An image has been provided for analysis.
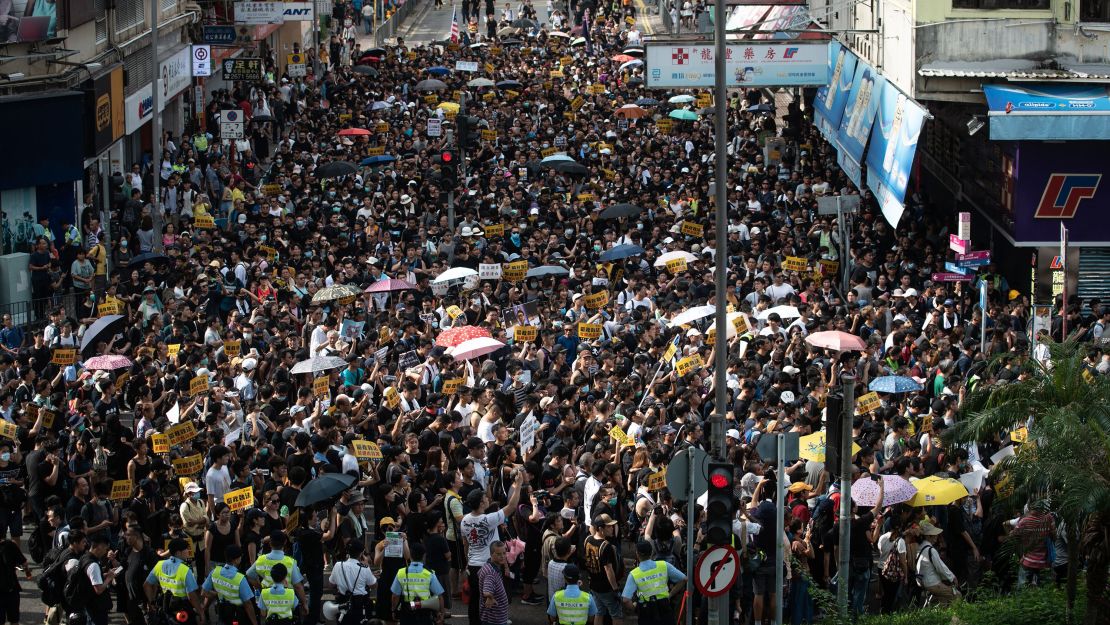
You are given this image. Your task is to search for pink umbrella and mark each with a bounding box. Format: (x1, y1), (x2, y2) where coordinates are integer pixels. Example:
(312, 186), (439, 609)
(365, 278), (414, 293)
(805, 330), (867, 352)
(450, 336), (505, 361)
(850, 474), (918, 507)
(436, 325), (492, 348)
(84, 354), (133, 371)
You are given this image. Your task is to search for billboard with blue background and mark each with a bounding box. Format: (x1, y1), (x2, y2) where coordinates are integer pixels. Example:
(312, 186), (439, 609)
(812, 40), (857, 148)
(865, 80), (927, 227)
(837, 59), (886, 188)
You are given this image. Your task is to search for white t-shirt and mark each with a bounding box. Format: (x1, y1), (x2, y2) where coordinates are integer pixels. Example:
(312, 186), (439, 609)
(329, 560), (377, 596)
(877, 531), (906, 562)
(205, 465), (232, 500)
(460, 510), (506, 567)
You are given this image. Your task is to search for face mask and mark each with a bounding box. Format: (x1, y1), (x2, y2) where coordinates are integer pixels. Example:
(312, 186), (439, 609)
(296, 220), (306, 228)
(193, 492), (203, 501)
(259, 235), (267, 242)
(328, 191), (336, 198)
(593, 245), (602, 253)
(0, 453), (9, 462)
(608, 497), (618, 506)
(121, 240), (128, 247)
(243, 333), (253, 340)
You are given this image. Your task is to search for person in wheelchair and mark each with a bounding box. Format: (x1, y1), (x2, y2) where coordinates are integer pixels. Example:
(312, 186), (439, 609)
(258, 563), (299, 625)
(202, 545), (259, 625)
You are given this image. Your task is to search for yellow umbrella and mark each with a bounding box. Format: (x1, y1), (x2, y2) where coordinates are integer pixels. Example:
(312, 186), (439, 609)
(437, 102), (460, 112)
(798, 432), (861, 463)
(906, 475), (969, 507)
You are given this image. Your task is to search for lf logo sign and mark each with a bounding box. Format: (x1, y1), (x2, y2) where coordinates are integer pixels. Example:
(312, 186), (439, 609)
(1035, 174), (1101, 218)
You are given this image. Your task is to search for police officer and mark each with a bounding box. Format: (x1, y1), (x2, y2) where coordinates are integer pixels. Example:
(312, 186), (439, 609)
(258, 564), (298, 624)
(202, 545), (259, 625)
(143, 538), (207, 625)
(247, 532), (308, 618)
(620, 541), (686, 625)
(330, 542), (377, 625)
(390, 543), (445, 625)
(547, 565), (599, 625)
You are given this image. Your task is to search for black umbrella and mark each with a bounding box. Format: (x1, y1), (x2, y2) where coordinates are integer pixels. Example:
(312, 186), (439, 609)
(623, 46), (645, 57)
(352, 65), (379, 77)
(415, 78), (448, 91)
(128, 252), (169, 268)
(627, 77), (644, 86)
(496, 79), (523, 89)
(553, 161), (588, 175)
(599, 203), (644, 219)
(511, 18), (536, 28)
(294, 472), (357, 508)
(316, 161), (358, 178)
(80, 314), (126, 359)
(250, 114), (274, 123)
(500, 38), (524, 46)
(363, 47), (387, 57)
(636, 97), (660, 106)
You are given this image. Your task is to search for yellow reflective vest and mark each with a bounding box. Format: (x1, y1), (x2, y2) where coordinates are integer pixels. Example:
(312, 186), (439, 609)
(629, 561), (669, 601)
(154, 559), (190, 598)
(553, 589), (591, 625)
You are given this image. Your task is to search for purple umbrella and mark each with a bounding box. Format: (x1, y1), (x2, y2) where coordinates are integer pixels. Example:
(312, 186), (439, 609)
(850, 474), (917, 507)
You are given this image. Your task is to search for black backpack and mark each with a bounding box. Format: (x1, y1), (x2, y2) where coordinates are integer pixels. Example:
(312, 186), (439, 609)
(63, 554), (97, 609)
(28, 520), (48, 563)
(37, 546), (71, 607)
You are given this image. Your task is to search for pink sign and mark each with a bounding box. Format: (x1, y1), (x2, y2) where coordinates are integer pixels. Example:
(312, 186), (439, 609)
(949, 234), (968, 254)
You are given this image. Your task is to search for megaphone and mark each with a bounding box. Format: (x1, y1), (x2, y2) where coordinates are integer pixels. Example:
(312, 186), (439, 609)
(408, 596), (441, 612)
(322, 602), (342, 624)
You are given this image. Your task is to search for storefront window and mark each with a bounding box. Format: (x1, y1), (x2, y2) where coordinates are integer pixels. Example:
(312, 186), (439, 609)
(1081, 0), (1110, 21)
(953, 0), (1050, 9)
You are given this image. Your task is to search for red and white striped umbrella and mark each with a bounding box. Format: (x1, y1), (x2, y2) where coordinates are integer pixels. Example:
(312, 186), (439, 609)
(435, 325), (491, 348)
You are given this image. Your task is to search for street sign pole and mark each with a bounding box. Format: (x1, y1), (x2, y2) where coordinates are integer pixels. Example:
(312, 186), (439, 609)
(837, 373), (856, 616)
(838, 199), (851, 297)
(711, 0), (728, 467)
(1061, 223), (1069, 339)
(775, 433), (785, 625)
(685, 445), (695, 625)
(980, 280), (988, 348)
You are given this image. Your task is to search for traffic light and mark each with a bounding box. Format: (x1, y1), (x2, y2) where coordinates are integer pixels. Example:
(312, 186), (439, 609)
(705, 462), (735, 545)
(824, 388), (844, 474)
(456, 115), (481, 151)
(433, 150), (457, 189)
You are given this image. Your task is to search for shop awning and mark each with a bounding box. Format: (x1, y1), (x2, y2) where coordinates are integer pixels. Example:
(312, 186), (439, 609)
(984, 83), (1110, 140)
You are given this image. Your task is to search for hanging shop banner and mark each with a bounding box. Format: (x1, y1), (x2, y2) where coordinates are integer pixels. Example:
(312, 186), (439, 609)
(865, 80), (927, 228)
(644, 42), (829, 89)
(124, 46), (193, 134)
(812, 40), (858, 147)
(836, 59), (886, 188)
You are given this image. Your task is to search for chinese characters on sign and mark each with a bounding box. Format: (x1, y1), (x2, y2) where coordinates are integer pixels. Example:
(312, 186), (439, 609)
(646, 42), (829, 89)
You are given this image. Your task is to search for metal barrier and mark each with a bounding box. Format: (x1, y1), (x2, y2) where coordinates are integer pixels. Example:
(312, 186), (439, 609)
(373, 0), (419, 47)
(658, 0), (674, 34)
(0, 292), (79, 333)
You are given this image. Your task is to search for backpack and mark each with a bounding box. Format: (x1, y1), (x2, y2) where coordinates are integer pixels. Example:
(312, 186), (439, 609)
(879, 543), (904, 583)
(63, 554), (96, 609)
(29, 520), (48, 563)
(37, 547), (71, 607)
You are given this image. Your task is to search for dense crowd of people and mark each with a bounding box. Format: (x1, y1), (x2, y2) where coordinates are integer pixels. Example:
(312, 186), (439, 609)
(0, 1), (1087, 625)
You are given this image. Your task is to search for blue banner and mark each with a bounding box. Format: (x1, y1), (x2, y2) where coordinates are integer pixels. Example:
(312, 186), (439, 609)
(812, 41), (857, 146)
(983, 84), (1110, 140)
(865, 80), (927, 227)
(837, 59), (885, 167)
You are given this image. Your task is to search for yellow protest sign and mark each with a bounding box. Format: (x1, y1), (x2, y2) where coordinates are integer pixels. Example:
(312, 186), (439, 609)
(351, 439), (384, 460)
(782, 256), (808, 272)
(223, 340), (241, 358)
(560, 55), (574, 66)
(375, 122), (390, 133)
(423, 94), (439, 105)
(1010, 427), (1029, 443)
(624, 15), (636, 25)
(647, 469), (667, 491)
(513, 325), (538, 342)
(696, 93), (713, 109)
(563, 111), (575, 121)
(665, 258), (688, 273)
(405, 51), (417, 60)
(172, 453), (204, 476)
(97, 301), (122, 317)
(856, 391), (882, 414)
(313, 376), (330, 398)
(41, 410), (55, 429)
(731, 314), (749, 335)
(189, 375), (209, 396)
(481, 129), (497, 141)
(504, 90), (519, 100)
(588, 83), (606, 95)
(817, 259), (840, 277)
(656, 118), (674, 133)
(680, 221), (704, 237)
(502, 260), (528, 281)
(259, 245), (277, 262)
(110, 480), (133, 501)
(609, 425), (631, 445)
(446, 305), (464, 319)
(224, 486), (254, 512)
(662, 342), (678, 363)
(583, 291), (610, 309)
(570, 96), (585, 111)
(51, 348), (77, 366)
(165, 421), (198, 447)
(602, 168), (617, 181)
(193, 215), (216, 229)
(541, 147), (559, 158)
(484, 62), (496, 73)
(577, 323), (603, 340)
(484, 223), (505, 237)
(367, 146), (386, 157)
(550, 70), (564, 78)
(261, 183), (282, 197)
(0, 421), (17, 440)
(577, 193), (596, 202)
(151, 433), (170, 454)
(167, 343), (182, 358)
(442, 378), (465, 394)
(676, 355), (704, 377)
(384, 386), (401, 409)
(447, 42), (460, 51)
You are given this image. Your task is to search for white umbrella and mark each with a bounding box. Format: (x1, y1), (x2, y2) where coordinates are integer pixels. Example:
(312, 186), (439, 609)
(757, 305), (801, 321)
(618, 59), (643, 72)
(468, 77), (495, 87)
(549, 31), (571, 38)
(433, 267), (479, 284)
(449, 336), (506, 360)
(668, 305), (717, 327)
(668, 94), (696, 104)
(541, 154), (574, 163)
(291, 355), (348, 375)
(653, 250), (699, 267)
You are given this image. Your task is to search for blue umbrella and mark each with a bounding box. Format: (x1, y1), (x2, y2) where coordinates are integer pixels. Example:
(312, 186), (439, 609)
(426, 66), (451, 75)
(869, 375), (924, 394)
(360, 155), (396, 166)
(599, 244), (644, 262)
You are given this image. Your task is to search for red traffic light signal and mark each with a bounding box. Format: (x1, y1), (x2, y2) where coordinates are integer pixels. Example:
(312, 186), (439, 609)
(440, 151), (453, 163)
(710, 473), (729, 489)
